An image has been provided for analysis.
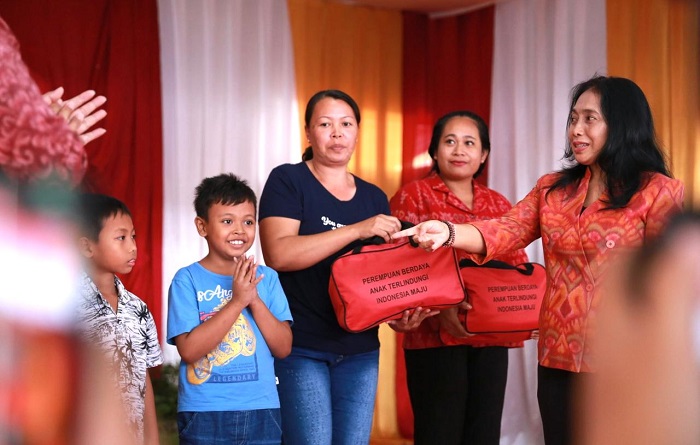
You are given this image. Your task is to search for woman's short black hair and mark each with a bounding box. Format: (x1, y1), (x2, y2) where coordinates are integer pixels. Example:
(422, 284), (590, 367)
(302, 90), (361, 161)
(427, 110), (490, 178)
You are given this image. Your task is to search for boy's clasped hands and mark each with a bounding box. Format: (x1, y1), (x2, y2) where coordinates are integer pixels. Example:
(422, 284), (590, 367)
(230, 254), (264, 308)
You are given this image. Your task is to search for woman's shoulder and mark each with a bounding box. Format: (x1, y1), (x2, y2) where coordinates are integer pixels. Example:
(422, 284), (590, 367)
(269, 161), (305, 177)
(0, 17), (20, 51)
(536, 171), (563, 187)
(264, 162), (310, 190)
(645, 172), (683, 187)
(353, 174), (388, 197)
(391, 173), (441, 196)
(474, 181), (511, 203)
(392, 178), (426, 198)
(640, 172), (685, 198)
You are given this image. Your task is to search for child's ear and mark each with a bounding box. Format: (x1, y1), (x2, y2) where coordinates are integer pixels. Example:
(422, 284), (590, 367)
(78, 237), (94, 258)
(194, 216), (207, 237)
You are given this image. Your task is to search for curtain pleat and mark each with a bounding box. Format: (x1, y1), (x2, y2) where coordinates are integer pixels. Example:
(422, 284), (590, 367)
(489, 1), (606, 443)
(397, 7), (495, 439)
(286, 0), (403, 198)
(158, 0), (300, 362)
(400, 7), (495, 188)
(4, 1), (698, 443)
(0, 0), (164, 328)
(286, 1), (404, 439)
(607, 0), (700, 207)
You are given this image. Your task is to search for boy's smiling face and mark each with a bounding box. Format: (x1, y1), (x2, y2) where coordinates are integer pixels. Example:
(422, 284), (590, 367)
(196, 200), (256, 263)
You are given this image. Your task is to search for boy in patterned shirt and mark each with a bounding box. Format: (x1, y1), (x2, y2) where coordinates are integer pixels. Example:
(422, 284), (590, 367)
(76, 193), (163, 445)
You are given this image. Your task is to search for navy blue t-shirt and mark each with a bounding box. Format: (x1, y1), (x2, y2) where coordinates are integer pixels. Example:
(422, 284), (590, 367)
(259, 162), (390, 354)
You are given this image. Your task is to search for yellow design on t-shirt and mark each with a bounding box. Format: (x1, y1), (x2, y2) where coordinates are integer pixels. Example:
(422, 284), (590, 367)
(187, 312), (256, 385)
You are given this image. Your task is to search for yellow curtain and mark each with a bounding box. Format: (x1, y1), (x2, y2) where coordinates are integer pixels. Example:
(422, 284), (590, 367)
(607, 0), (700, 208)
(286, 0), (403, 198)
(286, 0), (700, 441)
(287, 0), (404, 440)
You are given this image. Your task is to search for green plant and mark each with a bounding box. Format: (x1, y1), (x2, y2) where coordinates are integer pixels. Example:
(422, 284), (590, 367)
(151, 363), (179, 445)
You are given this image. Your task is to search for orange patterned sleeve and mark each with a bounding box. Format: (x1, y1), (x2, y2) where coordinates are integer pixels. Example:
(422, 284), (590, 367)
(643, 175), (685, 241)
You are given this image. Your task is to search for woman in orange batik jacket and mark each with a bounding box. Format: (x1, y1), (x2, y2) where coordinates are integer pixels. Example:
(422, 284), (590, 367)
(393, 76), (685, 445)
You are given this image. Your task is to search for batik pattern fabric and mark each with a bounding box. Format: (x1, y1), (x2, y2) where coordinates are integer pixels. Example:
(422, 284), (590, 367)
(390, 172), (529, 349)
(471, 169), (684, 372)
(0, 17), (86, 184)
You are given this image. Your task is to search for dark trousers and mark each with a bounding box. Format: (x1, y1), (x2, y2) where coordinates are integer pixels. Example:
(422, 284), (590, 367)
(537, 365), (589, 445)
(405, 345), (509, 445)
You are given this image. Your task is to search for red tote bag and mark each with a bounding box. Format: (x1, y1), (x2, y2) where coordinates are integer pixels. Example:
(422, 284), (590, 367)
(329, 241), (466, 333)
(457, 259), (546, 342)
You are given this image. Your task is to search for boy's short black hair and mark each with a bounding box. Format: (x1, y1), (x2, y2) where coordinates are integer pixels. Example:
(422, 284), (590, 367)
(77, 193), (132, 241)
(194, 173), (257, 220)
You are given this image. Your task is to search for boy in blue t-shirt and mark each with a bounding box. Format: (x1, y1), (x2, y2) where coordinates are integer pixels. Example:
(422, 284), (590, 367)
(167, 173), (292, 444)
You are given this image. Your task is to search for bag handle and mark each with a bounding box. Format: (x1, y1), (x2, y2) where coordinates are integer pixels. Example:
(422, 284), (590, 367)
(350, 220), (418, 254)
(459, 258), (536, 276)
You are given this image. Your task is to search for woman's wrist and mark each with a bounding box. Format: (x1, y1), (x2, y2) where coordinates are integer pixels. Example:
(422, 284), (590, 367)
(440, 220), (456, 247)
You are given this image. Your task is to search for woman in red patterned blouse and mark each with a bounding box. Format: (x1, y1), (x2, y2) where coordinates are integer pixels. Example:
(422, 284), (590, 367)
(0, 16), (106, 185)
(390, 110), (530, 445)
(0, 15), (121, 445)
(394, 76), (685, 445)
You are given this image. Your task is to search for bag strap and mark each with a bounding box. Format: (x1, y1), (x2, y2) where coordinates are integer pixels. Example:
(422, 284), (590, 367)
(459, 258), (536, 276)
(349, 220), (418, 254)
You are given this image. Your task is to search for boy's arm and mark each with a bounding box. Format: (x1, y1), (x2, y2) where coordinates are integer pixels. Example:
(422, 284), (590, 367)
(143, 371), (160, 445)
(249, 298), (293, 358)
(174, 298), (246, 364)
(174, 256), (262, 364)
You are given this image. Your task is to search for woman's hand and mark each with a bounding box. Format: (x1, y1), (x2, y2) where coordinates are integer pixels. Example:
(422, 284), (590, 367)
(43, 87), (107, 145)
(392, 220), (449, 252)
(353, 214), (402, 243)
(387, 307), (438, 332)
(436, 302), (473, 338)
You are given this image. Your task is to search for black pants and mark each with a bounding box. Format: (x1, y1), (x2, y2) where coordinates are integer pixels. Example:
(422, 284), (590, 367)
(537, 365), (590, 445)
(405, 345), (509, 445)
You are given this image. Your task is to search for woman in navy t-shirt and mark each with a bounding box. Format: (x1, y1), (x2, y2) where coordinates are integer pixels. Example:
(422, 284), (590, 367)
(259, 90), (432, 444)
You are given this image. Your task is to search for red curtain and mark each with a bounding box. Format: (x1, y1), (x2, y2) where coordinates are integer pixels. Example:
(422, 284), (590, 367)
(398, 7), (495, 438)
(401, 7), (495, 187)
(0, 0), (164, 327)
